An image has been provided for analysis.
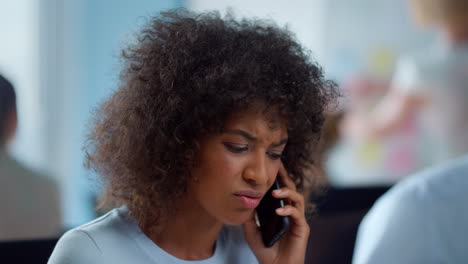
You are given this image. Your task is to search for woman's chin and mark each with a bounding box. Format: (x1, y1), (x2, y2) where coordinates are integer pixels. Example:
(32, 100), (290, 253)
(222, 209), (255, 226)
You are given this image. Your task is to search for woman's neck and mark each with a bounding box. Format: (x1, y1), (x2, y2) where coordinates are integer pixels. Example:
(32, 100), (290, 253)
(147, 197), (224, 261)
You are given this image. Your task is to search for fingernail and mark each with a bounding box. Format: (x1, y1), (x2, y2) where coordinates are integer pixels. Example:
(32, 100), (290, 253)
(276, 208), (285, 213)
(273, 189), (283, 195)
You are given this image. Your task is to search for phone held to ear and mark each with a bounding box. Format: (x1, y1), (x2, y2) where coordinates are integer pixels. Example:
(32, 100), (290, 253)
(255, 177), (291, 247)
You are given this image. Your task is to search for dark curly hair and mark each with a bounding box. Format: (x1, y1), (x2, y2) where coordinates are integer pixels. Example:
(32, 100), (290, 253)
(85, 9), (337, 233)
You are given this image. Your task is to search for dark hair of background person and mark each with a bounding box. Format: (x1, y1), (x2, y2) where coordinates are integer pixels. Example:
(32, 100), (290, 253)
(84, 9), (338, 234)
(0, 74), (16, 147)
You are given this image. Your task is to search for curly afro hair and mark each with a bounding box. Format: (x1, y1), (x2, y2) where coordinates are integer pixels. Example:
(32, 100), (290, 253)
(85, 8), (337, 233)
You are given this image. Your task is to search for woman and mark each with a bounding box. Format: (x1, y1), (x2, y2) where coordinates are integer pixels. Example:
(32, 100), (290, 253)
(49, 9), (336, 264)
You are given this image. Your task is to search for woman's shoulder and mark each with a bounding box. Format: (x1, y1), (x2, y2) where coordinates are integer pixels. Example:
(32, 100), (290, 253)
(70, 206), (133, 239)
(48, 227), (102, 263)
(48, 207), (138, 263)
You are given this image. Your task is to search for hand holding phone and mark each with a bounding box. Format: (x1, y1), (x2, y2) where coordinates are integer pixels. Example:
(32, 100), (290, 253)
(255, 177), (291, 247)
(243, 163), (309, 264)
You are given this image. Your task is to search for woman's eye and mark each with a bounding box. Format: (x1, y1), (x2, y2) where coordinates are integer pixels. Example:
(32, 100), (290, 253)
(267, 151), (283, 160)
(224, 143), (249, 153)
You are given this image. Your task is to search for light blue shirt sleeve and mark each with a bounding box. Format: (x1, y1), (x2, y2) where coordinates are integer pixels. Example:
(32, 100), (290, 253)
(48, 230), (103, 264)
(352, 188), (434, 264)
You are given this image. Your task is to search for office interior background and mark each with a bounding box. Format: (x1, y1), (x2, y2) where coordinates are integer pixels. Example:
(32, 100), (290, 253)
(0, 0), (435, 230)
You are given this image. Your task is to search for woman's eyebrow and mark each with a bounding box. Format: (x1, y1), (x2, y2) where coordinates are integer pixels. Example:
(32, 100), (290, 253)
(223, 129), (257, 141)
(223, 129), (288, 147)
(271, 138), (288, 148)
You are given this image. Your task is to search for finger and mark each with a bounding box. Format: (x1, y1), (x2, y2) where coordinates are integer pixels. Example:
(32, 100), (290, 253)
(272, 188), (305, 213)
(275, 205), (309, 232)
(278, 162), (296, 191)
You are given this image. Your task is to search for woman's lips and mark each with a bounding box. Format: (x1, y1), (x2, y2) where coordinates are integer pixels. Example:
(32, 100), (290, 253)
(233, 190), (263, 209)
(233, 195), (261, 208)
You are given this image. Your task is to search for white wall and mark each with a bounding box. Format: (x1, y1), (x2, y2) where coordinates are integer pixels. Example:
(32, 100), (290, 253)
(323, 0), (434, 82)
(0, 1), (46, 173)
(187, 0), (435, 83)
(187, 0), (328, 64)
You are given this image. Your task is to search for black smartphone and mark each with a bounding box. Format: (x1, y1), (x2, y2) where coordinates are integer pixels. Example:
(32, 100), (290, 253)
(255, 177), (291, 247)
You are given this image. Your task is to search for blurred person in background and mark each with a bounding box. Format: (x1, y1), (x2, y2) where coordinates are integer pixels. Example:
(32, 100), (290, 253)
(48, 9), (337, 264)
(329, 73), (418, 185)
(341, 0), (468, 168)
(0, 73), (61, 240)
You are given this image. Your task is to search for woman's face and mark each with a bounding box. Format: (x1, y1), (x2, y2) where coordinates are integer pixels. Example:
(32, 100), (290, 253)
(188, 108), (288, 225)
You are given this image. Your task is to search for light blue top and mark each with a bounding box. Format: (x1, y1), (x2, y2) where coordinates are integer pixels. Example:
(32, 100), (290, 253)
(353, 155), (468, 263)
(48, 207), (258, 264)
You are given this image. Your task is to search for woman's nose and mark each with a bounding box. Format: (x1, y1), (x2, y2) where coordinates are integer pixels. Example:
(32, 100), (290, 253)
(242, 154), (269, 186)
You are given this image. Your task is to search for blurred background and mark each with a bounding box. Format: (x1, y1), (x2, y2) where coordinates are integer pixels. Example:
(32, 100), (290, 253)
(0, 0), (444, 241)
